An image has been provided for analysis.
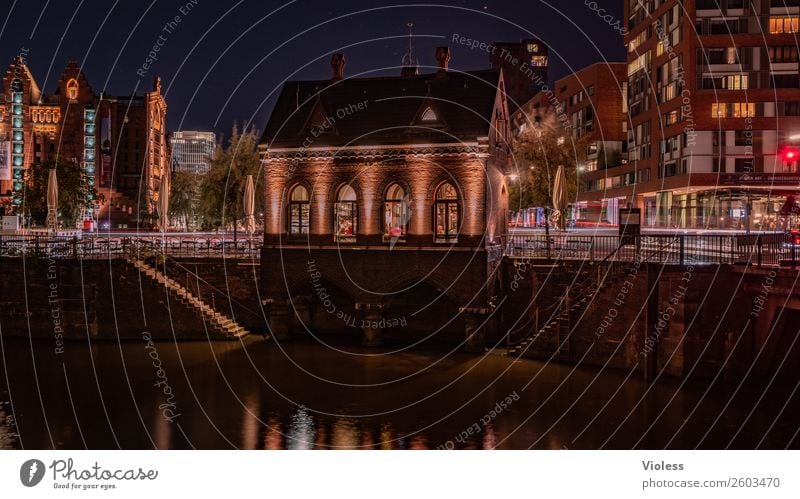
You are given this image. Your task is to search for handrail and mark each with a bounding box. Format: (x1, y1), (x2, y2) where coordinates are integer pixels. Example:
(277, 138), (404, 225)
(164, 256), (263, 320)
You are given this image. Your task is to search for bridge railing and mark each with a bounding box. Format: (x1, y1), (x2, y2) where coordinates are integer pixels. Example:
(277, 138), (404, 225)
(0, 234), (263, 259)
(504, 233), (795, 266)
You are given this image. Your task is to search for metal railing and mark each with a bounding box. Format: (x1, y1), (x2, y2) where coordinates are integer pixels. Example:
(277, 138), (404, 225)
(504, 233), (796, 266)
(0, 234), (263, 259)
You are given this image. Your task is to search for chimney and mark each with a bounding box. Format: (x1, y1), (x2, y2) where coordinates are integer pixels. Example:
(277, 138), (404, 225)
(331, 53), (346, 81)
(435, 47), (451, 73)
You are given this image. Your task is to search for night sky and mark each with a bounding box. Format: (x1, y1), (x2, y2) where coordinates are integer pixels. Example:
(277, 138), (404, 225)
(1, 0), (624, 138)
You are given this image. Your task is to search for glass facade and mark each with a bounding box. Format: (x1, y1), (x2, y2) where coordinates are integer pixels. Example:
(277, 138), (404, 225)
(645, 190), (795, 230)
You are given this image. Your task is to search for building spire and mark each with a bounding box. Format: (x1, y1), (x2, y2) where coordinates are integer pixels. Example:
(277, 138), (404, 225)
(401, 22), (418, 76)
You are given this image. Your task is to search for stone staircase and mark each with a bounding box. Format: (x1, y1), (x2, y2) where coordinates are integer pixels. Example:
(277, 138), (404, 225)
(128, 257), (250, 339)
(508, 261), (626, 359)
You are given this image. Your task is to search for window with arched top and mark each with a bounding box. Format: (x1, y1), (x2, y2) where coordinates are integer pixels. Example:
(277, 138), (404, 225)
(288, 185), (310, 236)
(334, 184), (357, 243)
(66, 79), (79, 100)
(434, 182), (459, 242)
(384, 183), (410, 242)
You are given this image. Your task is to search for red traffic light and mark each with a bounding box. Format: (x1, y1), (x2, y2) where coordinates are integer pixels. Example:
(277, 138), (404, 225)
(780, 146), (800, 161)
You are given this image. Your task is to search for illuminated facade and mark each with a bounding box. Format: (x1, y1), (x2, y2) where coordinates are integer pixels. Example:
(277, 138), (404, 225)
(170, 130), (216, 175)
(513, 62), (630, 225)
(578, 0), (800, 230)
(490, 38), (549, 113)
(259, 48), (510, 349)
(0, 58), (168, 227)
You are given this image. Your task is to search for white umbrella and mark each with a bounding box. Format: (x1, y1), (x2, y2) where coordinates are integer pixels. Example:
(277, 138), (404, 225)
(158, 171), (170, 232)
(243, 174), (255, 234)
(46, 168), (58, 232)
(551, 164), (566, 230)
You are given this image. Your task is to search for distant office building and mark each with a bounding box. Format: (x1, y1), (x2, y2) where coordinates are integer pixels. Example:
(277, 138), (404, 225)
(170, 131), (215, 175)
(490, 39), (548, 113)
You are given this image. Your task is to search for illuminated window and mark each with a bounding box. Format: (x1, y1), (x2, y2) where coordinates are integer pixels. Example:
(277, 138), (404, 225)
(66, 79), (79, 100)
(288, 185), (309, 237)
(383, 183), (409, 242)
(770, 16), (800, 34)
(334, 185), (357, 243)
(726, 47), (738, 64)
(712, 103), (727, 118)
(421, 107), (437, 121)
(530, 56), (548, 67)
(527, 43), (539, 53)
(433, 182), (459, 242)
(732, 102), (755, 118)
(724, 74), (748, 89)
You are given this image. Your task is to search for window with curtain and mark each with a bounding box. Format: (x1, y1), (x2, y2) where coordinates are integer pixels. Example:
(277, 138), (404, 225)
(434, 182), (459, 242)
(334, 185), (357, 242)
(288, 185), (310, 237)
(384, 183), (409, 242)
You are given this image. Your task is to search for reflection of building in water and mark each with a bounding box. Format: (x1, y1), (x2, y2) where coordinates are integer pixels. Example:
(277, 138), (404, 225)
(287, 407), (315, 450)
(260, 44), (511, 351)
(263, 416), (283, 450)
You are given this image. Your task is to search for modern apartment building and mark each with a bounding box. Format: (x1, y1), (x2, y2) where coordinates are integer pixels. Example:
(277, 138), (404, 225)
(579, 0), (800, 230)
(512, 62), (629, 224)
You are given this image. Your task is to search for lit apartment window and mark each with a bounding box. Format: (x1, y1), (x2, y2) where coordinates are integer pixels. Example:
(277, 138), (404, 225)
(732, 102), (755, 118)
(770, 17), (800, 34)
(712, 103), (728, 118)
(530, 56), (548, 67)
(726, 47), (738, 64)
(724, 74), (748, 89)
(527, 43), (539, 53)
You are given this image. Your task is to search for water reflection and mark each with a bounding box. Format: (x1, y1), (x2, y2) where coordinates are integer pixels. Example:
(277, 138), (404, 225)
(0, 401), (18, 450)
(1, 339), (798, 449)
(287, 407), (315, 450)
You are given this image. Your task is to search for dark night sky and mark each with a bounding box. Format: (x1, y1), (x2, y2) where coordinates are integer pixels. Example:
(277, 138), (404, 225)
(0, 0), (624, 138)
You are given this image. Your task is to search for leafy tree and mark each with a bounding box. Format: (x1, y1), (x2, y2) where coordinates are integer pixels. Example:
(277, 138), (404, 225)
(198, 124), (263, 230)
(23, 157), (103, 227)
(508, 110), (592, 213)
(169, 170), (199, 230)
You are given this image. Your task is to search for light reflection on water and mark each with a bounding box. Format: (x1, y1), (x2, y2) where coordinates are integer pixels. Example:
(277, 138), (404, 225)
(0, 402), (17, 450)
(1, 339), (798, 449)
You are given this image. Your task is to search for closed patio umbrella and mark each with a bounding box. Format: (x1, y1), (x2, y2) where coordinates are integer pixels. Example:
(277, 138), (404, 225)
(158, 171), (170, 232)
(46, 168), (58, 232)
(551, 164), (566, 230)
(244, 174), (255, 234)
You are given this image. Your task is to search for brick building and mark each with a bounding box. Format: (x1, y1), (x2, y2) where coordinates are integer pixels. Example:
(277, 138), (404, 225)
(512, 62), (629, 225)
(0, 57), (168, 228)
(490, 38), (548, 113)
(259, 48), (510, 349)
(579, 0), (800, 230)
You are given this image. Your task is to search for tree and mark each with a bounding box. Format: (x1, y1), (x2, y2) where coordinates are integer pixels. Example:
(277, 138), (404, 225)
(198, 124), (263, 230)
(169, 170), (199, 230)
(23, 157), (103, 227)
(509, 110), (592, 214)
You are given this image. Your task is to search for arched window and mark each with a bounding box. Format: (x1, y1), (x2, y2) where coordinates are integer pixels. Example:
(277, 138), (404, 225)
(334, 184), (357, 243)
(66, 79), (79, 100)
(384, 183), (409, 242)
(434, 182), (459, 242)
(288, 185), (310, 237)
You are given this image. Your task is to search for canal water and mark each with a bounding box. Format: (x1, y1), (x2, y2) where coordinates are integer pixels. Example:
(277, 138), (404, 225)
(0, 337), (797, 449)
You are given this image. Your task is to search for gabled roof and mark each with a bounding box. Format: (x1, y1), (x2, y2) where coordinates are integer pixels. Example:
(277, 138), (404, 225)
(261, 69), (502, 149)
